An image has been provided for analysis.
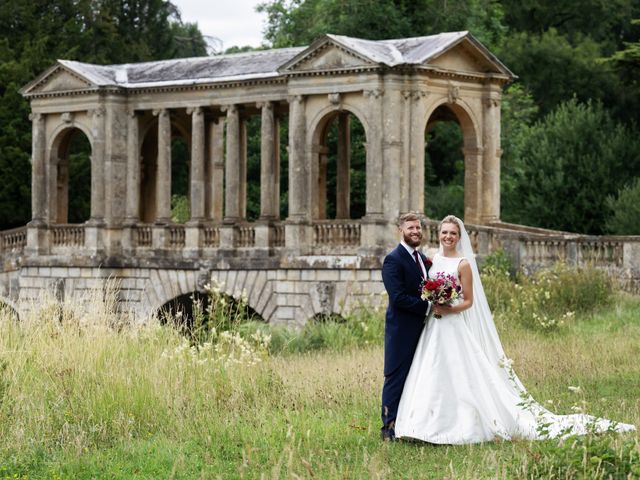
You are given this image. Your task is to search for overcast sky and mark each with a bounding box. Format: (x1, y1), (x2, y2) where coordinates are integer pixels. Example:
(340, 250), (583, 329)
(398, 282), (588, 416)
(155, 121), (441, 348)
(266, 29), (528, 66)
(172, 0), (268, 51)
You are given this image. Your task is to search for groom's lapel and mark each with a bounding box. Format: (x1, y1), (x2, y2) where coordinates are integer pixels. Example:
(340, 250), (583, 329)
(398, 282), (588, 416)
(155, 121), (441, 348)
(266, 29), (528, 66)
(398, 245), (423, 278)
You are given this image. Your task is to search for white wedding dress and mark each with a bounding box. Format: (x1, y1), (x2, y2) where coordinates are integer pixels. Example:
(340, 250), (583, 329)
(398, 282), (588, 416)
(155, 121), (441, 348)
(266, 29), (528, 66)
(394, 221), (636, 444)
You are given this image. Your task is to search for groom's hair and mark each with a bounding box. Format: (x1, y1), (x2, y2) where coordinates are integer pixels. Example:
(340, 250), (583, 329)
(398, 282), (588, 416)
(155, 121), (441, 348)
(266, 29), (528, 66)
(397, 212), (423, 226)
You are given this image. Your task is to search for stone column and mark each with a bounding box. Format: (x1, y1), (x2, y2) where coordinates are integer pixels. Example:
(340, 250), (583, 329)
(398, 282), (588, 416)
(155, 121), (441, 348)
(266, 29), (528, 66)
(223, 104), (241, 223)
(239, 116), (248, 219)
(29, 112), (47, 225)
(154, 108), (172, 224)
(89, 106), (106, 224)
(363, 88), (385, 219)
(482, 92), (501, 223)
(26, 112), (48, 255)
(336, 112), (350, 219)
(259, 101), (279, 220)
(287, 95), (307, 220)
(206, 117), (224, 221)
(285, 95), (311, 252)
(189, 106), (205, 221)
(124, 109), (140, 223)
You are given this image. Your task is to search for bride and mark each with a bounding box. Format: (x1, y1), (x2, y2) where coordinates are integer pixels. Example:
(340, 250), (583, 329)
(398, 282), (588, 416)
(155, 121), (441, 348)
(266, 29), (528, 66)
(394, 215), (636, 444)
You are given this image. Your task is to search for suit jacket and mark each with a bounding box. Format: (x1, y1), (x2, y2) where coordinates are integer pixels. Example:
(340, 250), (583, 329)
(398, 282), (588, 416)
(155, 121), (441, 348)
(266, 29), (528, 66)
(382, 244), (431, 376)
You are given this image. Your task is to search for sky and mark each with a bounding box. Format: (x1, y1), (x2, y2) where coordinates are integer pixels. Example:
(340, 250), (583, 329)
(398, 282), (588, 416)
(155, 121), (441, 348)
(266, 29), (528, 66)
(172, 0), (268, 51)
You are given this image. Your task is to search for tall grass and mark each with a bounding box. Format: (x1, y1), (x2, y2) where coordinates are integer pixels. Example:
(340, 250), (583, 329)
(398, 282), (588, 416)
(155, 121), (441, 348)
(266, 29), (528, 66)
(0, 266), (637, 479)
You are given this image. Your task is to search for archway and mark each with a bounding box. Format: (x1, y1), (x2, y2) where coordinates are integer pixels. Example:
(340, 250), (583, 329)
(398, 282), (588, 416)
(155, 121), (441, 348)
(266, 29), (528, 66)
(312, 110), (366, 220)
(423, 102), (480, 222)
(50, 127), (92, 224)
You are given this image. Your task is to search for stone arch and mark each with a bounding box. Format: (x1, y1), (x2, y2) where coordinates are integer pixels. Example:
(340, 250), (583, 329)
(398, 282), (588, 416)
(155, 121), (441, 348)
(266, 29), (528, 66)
(308, 101), (371, 220)
(47, 122), (94, 223)
(422, 97), (483, 222)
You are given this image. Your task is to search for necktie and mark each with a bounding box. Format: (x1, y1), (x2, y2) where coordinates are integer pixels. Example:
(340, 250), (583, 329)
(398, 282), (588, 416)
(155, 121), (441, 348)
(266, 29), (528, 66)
(413, 250), (420, 266)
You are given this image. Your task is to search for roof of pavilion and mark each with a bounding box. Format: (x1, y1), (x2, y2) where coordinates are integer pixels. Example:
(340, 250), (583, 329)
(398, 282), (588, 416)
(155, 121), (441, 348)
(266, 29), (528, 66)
(21, 31), (515, 95)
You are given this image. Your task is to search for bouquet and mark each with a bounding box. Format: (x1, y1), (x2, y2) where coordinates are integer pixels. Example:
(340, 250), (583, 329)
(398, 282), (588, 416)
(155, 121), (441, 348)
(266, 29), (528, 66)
(420, 273), (461, 318)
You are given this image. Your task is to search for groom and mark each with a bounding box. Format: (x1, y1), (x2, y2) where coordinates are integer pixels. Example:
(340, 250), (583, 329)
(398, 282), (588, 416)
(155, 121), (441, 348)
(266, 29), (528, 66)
(380, 212), (432, 441)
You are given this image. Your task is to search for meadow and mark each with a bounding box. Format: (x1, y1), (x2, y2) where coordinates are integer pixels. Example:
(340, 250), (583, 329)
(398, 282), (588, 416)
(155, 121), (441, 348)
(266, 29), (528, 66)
(0, 265), (638, 479)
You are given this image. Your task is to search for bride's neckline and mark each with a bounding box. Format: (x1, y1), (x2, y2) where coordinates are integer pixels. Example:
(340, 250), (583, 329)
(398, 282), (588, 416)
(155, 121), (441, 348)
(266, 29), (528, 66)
(438, 253), (463, 259)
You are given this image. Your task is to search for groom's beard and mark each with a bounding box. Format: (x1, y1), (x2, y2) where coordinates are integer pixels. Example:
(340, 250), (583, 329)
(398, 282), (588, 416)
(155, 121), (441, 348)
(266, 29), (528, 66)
(403, 231), (422, 248)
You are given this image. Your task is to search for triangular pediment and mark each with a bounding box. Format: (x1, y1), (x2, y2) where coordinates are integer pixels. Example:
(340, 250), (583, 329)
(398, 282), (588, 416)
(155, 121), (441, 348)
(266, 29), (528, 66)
(21, 63), (96, 96)
(428, 39), (509, 76)
(280, 38), (376, 73)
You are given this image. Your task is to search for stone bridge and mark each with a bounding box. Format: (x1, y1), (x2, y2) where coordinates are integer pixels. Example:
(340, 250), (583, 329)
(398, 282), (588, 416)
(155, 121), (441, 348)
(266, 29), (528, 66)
(2, 32), (638, 324)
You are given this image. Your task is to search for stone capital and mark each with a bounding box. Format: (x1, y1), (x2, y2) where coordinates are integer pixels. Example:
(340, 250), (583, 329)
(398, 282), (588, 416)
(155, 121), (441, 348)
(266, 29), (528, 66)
(91, 106), (106, 118)
(186, 106), (203, 116)
(256, 101), (274, 110)
(288, 94), (305, 104)
(152, 108), (169, 117)
(363, 88), (384, 99)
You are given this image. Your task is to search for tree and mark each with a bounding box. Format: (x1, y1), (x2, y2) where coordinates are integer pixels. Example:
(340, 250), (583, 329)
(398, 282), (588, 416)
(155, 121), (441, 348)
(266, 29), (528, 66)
(0, 0), (207, 229)
(505, 99), (640, 234)
(258, 0), (507, 49)
(606, 178), (640, 235)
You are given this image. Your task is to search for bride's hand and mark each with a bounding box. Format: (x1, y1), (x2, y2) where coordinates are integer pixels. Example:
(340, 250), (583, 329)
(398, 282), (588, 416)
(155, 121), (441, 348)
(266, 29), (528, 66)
(433, 304), (453, 317)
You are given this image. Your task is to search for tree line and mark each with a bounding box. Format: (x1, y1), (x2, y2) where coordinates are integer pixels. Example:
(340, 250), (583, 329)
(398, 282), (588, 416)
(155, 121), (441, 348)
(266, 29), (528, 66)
(1, 0), (639, 234)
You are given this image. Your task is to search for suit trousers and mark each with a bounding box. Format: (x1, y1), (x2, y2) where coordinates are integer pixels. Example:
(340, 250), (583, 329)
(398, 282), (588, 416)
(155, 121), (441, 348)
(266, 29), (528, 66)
(381, 352), (414, 427)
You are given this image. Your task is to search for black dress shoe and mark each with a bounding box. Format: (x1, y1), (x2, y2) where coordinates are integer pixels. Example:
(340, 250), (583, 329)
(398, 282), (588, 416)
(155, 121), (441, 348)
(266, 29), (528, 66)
(381, 426), (396, 442)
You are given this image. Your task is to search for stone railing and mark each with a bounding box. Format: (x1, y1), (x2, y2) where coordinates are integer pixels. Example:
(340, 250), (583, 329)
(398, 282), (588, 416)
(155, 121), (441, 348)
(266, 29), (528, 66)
(235, 224), (256, 248)
(50, 224), (85, 246)
(313, 220), (361, 247)
(273, 223), (285, 247)
(168, 225), (185, 248)
(0, 226), (27, 253)
(203, 225), (220, 248)
(134, 225), (152, 247)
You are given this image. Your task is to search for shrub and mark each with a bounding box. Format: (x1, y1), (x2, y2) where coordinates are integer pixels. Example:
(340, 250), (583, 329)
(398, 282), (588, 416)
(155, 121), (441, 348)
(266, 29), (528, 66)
(515, 435), (640, 479)
(482, 263), (612, 332)
(606, 177), (640, 235)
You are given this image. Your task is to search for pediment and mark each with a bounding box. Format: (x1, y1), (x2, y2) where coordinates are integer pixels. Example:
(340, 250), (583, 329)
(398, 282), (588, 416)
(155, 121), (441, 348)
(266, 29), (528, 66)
(40, 68), (93, 92)
(22, 65), (95, 96)
(281, 42), (375, 73)
(428, 41), (504, 75)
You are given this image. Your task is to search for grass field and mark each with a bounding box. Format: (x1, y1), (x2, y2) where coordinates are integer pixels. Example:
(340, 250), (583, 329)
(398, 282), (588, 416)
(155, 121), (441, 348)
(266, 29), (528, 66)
(0, 280), (638, 479)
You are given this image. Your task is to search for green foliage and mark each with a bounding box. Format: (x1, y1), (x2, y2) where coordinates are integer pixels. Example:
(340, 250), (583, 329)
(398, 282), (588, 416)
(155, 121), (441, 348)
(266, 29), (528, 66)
(170, 194), (189, 224)
(480, 248), (514, 276)
(258, 0), (507, 48)
(606, 177), (640, 235)
(0, 0), (206, 229)
(497, 29), (620, 117)
(483, 262), (612, 331)
(425, 184), (464, 220)
(503, 98), (640, 234)
(517, 435), (640, 479)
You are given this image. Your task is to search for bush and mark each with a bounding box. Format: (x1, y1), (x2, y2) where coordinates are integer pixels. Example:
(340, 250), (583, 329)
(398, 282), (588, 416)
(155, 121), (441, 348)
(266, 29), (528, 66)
(482, 263), (612, 332)
(515, 435), (640, 479)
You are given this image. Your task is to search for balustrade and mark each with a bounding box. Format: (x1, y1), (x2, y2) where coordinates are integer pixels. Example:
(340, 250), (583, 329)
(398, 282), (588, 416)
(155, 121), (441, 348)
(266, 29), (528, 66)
(168, 225), (185, 248)
(235, 225), (255, 247)
(273, 223), (285, 247)
(51, 225), (85, 246)
(203, 226), (220, 248)
(0, 227), (26, 252)
(313, 220), (360, 246)
(134, 225), (152, 247)
(578, 240), (623, 266)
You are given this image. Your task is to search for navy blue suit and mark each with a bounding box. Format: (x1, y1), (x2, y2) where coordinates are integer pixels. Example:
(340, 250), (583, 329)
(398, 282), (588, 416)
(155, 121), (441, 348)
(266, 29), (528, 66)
(380, 244), (431, 431)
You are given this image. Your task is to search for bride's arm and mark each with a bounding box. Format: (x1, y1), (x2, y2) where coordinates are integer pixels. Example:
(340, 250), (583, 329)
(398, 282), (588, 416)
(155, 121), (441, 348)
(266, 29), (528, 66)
(433, 260), (473, 316)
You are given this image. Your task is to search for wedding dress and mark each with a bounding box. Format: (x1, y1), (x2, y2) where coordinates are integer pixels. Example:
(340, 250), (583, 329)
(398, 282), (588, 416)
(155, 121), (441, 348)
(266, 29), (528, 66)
(394, 218), (636, 444)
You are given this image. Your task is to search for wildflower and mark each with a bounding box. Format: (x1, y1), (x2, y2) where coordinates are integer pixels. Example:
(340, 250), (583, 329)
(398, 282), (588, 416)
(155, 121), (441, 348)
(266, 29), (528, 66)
(568, 386), (582, 393)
